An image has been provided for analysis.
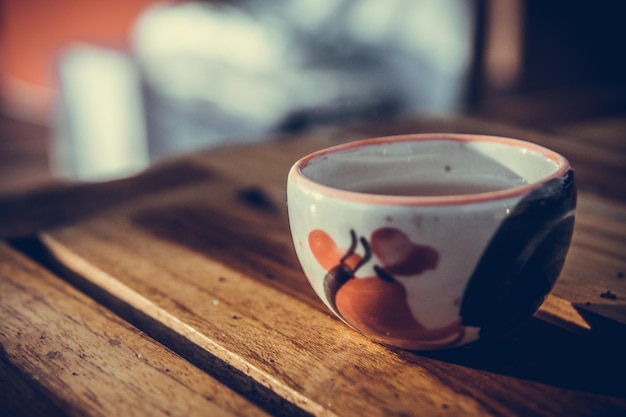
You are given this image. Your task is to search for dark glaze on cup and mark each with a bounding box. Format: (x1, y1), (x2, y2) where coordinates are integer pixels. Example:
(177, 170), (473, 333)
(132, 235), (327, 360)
(459, 170), (577, 337)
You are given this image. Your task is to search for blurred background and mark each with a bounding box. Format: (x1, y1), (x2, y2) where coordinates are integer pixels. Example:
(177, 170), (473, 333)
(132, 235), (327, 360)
(1, 0), (626, 189)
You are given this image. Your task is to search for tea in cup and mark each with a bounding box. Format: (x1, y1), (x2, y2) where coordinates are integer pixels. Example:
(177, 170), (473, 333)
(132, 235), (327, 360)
(287, 133), (576, 350)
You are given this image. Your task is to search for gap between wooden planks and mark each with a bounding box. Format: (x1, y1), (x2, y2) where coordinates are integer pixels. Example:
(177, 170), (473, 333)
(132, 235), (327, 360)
(0, 243), (272, 417)
(3, 118), (626, 416)
(27, 154), (626, 417)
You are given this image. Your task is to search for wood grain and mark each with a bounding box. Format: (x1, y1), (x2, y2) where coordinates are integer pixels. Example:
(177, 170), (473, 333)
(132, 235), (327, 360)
(0, 243), (270, 417)
(0, 353), (69, 417)
(0, 161), (213, 238)
(26, 128), (626, 416)
(3, 116), (626, 416)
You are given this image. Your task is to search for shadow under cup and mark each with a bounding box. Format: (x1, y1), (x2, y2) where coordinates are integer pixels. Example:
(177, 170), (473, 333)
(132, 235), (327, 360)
(287, 134), (576, 350)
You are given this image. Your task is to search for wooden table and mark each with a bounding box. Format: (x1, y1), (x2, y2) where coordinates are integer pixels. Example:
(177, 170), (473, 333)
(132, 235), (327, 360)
(1, 115), (625, 417)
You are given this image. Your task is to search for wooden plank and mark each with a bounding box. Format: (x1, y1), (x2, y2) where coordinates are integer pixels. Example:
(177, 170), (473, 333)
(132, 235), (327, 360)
(574, 302), (626, 332)
(469, 85), (626, 128)
(0, 243), (270, 417)
(0, 354), (69, 417)
(0, 161), (214, 239)
(31, 136), (626, 416)
(556, 115), (626, 152)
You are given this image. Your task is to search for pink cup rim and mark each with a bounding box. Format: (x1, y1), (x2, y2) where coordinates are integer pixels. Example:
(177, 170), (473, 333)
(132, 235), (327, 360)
(289, 133), (572, 206)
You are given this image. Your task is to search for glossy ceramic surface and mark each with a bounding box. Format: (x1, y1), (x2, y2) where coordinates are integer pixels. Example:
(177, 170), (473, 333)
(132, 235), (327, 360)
(287, 134), (576, 350)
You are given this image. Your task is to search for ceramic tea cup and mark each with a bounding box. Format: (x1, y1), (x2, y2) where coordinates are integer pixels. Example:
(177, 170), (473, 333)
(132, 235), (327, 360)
(287, 133), (576, 350)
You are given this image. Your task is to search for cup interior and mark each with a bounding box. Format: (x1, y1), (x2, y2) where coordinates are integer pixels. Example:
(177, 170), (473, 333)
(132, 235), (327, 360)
(297, 134), (568, 200)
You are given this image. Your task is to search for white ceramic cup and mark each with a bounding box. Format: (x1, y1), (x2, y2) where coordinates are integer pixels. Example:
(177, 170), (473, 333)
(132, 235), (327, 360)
(287, 133), (576, 350)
